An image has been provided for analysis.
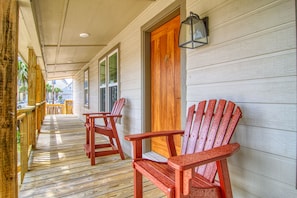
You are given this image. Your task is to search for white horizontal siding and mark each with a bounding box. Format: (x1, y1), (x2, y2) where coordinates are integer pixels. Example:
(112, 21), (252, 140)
(230, 163), (297, 198)
(187, 0), (297, 197)
(234, 125), (296, 159)
(240, 103), (296, 131)
(187, 77), (296, 104)
(230, 147), (295, 186)
(188, 50), (296, 85)
(209, 0), (294, 45)
(188, 24), (295, 69)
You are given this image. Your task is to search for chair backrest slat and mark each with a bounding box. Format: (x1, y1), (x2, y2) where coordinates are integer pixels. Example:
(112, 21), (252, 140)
(184, 101), (206, 154)
(181, 104), (196, 154)
(181, 99), (242, 182)
(222, 107), (242, 145)
(194, 99), (216, 153)
(107, 98), (125, 128)
(205, 100), (227, 150)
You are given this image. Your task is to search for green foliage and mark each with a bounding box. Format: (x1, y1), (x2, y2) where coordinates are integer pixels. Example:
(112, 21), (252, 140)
(54, 87), (63, 93)
(17, 127), (21, 144)
(18, 59), (28, 84)
(46, 83), (53, 92)
(17, 58), (28, 102)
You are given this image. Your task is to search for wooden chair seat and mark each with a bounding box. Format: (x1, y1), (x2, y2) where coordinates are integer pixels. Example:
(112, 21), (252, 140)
(134, 143), (240, 197)
(125, 99), (242, 198)
(83, 98), (125, 165)
(134, 160), (175, 192)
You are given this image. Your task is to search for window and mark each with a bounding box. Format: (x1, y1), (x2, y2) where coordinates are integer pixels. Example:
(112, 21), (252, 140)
(99, 59), (106, 111)
(99, 47), (119, 111)
(84, 69), (89, 107)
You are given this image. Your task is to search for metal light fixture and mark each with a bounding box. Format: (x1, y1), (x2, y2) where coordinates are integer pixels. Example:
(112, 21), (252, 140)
(178, 12), (209, 49)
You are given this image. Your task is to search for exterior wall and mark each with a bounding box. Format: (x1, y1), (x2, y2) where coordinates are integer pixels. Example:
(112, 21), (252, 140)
(73, 0), (297, 197)
(185, 0), (296, 197)
(73, 0), (177, 152)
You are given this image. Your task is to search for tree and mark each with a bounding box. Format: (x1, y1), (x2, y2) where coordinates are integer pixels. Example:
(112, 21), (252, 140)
(53, 87), (63, 102)
(17, 58), (28, 102)
(45, 83), (53, 102)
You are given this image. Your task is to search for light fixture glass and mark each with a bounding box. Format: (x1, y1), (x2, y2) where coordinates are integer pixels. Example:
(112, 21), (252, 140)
(79, 32), (90, 38)
(178, 12), (208, 49)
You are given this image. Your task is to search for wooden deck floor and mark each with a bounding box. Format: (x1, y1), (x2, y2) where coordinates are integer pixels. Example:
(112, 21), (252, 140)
(19, 115), (165, 198)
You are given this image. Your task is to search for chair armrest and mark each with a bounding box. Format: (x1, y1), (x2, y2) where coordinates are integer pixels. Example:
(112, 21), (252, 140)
(168, 143), (240, 171)
(125, 130), (184, 141)
(85, 114), (122, 128)
(89, 114), (122, 119)
(83, 113), (111, 124)
(125, 130), (184, 158)
(83, 112), (111, 116)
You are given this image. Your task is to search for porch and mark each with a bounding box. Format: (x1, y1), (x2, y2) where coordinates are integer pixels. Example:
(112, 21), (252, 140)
(19, 115), (164, 198)
(1, 0), (296, 197)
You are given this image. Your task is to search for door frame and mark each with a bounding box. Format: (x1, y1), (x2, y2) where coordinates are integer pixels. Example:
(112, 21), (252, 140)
(140, 0), (186, 152)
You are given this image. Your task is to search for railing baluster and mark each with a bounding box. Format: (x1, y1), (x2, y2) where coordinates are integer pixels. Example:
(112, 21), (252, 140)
(17, 113), (27, 183)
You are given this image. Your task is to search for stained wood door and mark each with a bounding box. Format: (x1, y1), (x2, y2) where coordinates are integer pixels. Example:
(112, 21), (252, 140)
(150, 15), (181, 157)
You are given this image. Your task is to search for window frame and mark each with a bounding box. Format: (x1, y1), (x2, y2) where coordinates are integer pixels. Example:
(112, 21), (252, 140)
(84, 68), (89, 108)
(99, 58), (107, 112)
(98, 45), (120, 112)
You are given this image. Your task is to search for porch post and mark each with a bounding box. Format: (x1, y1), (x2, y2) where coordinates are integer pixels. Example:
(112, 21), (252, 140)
(41, 71), (46, 120)
(36, 65), (42, 132)
(0, 0), (19, 197)
(28, 48), (37, 148)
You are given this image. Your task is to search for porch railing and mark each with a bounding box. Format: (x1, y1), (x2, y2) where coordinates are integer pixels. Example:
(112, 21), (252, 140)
(17, 101), (46, 185)
(46, 100), (73, 115)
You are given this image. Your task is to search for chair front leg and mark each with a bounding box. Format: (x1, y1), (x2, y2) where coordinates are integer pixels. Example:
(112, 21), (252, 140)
(132, 139), (143, 197)
(109, 117), (125, 160)
(216, 159), (233, 198)
(85, 115), (90, 147)
(174, 169), (193, 198)
(85, 126), (89, 147)
(134, 168), (143, 198)
(114, 135), (125, 160)
(90, 118), (96, 165)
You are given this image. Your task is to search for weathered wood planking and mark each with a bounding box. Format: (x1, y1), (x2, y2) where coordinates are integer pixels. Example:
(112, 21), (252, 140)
(19, 115), (165, 198)
(0, 0), (18, 197)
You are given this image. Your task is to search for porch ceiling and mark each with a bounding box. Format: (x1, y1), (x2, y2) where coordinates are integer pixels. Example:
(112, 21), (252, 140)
(18, 0), (155, 81)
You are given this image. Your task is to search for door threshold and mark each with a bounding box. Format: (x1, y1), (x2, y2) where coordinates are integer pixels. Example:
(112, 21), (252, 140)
(143, 151), (167, 162)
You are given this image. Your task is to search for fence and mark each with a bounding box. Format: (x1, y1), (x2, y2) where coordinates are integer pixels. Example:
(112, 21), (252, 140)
(46, 100), (73, 115)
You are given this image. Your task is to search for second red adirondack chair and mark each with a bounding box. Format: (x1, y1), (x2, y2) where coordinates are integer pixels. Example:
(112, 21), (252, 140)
(84, 98), (125, 165)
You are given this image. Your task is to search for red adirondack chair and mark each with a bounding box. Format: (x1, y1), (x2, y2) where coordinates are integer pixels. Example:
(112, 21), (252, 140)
(125, 99), (242, 198)
(84, 98), (125, 165)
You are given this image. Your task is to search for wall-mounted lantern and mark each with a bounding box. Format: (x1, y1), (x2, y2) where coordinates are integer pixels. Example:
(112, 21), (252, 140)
(178, 12), (209, 49)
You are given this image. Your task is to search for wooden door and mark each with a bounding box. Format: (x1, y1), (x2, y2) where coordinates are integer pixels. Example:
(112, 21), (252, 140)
(150, 15), (181, 157)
